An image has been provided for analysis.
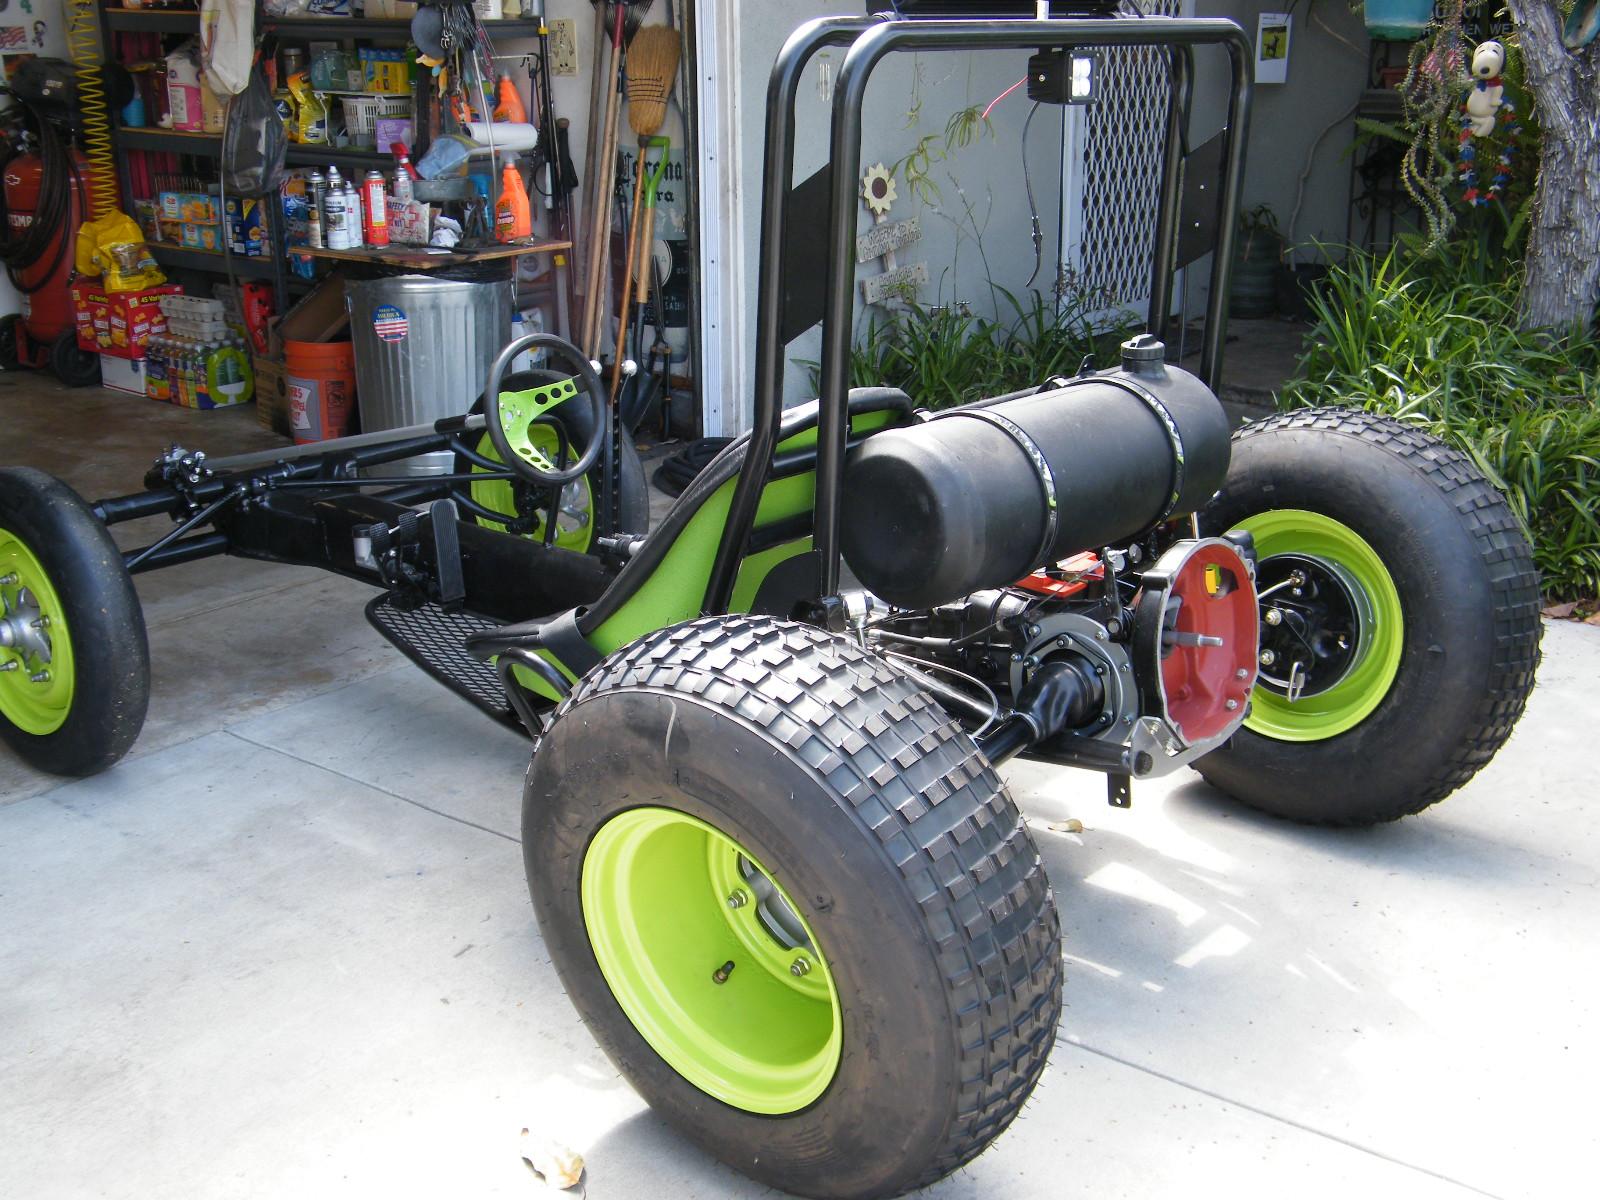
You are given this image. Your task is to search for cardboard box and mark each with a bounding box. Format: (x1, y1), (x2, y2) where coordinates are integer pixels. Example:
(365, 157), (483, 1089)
(270, 267), (351, 356)
(158, 192), (183, 221)
(373, 116), (413, 150)
(254, 351), (291, 435)
(181, 222), (221, 252)
(223, 197), (266, 257)
(71, 281), (180, 359)
(181, 192), (220, 224)
(99, 353), (148, 396)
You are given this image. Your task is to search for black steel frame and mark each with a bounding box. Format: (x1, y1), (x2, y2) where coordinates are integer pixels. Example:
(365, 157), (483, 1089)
(702, 14), (1253, 614)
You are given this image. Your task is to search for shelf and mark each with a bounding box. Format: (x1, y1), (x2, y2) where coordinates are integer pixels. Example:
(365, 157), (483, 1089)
(114, 127), (222, 155)
(288, 238), (568, 270)
(286, 145), (396, 170)
(103, 7), (201, 34)
(262, 16), (544, 39)
(149, 243), (280, 280)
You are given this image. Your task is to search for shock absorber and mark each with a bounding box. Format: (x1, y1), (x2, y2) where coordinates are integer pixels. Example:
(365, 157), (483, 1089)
(66, 0), (118, 218)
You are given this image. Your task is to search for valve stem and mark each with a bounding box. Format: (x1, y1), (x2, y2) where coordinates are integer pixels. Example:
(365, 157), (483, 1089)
(712, 961), (735, 985)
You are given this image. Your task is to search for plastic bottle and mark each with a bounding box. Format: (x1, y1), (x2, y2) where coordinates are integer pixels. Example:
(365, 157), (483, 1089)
(493, 75), (527, 124)
(494, 155), (532, 242)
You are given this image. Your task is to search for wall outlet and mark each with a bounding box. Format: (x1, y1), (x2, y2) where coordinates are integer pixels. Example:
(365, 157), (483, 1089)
(548, 18), (579, 76)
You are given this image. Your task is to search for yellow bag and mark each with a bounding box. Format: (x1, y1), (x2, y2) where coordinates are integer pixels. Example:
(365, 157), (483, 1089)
(75, 212), (167, 292)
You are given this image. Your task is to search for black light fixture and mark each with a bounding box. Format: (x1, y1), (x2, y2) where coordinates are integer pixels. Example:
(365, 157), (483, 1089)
(1026, 47), (1099, 105)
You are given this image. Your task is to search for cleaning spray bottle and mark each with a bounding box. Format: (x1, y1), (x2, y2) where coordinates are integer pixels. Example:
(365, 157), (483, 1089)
(493, 75), (527, 124)
(495, 154), (532, 242)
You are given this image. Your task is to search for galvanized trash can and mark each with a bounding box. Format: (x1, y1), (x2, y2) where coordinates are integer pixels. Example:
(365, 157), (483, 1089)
(346, 275), (513, 475)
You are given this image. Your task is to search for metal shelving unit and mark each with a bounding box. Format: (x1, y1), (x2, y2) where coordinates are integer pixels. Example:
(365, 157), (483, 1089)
(148, 243), (280, 281)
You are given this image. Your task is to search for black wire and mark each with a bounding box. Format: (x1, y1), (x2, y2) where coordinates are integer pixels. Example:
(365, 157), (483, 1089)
(1021, 101), (1043, 288)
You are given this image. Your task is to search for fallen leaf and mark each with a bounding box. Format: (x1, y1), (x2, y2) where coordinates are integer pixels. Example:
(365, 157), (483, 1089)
(520, 1129), (585, 1191)
(1542, 601), (1578, 619)
(1585, 611), (1600, 626)
(1049, 818), (1084, 834)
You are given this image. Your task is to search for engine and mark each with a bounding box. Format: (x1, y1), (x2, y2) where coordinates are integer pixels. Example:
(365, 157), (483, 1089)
(839, 338), (1258, 793)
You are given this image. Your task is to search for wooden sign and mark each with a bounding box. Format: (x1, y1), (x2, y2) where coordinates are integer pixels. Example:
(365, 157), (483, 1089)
(856, 217), (922, 263)
(861, 262), (928, 305)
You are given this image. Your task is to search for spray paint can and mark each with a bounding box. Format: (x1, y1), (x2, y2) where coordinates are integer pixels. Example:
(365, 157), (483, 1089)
(344, 183), (364, 248)
(362, 170), (389, 247)
(307, 204), (323, 249)
(322, 185), (344, 249)
(308, 169), (326, 228)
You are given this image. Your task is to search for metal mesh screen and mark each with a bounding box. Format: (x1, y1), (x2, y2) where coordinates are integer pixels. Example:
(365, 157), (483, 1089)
(1080, 0), (1182, 306)
(365, 594), (512, 719)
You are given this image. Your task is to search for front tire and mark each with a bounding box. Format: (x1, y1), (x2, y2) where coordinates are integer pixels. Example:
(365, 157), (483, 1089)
(524, 616), (1061, 1199)
(1196, 408), (1541, 824)
(0, 468), (149, 775)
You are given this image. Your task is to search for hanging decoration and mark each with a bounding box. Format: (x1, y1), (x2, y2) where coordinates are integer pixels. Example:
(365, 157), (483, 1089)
(1456, 39), (1521, 207)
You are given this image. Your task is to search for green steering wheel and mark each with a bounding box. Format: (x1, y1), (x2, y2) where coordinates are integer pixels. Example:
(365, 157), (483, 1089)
(483, 333), (609, 487)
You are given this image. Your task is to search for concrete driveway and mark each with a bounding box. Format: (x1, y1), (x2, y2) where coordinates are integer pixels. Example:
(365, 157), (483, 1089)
(2, 386), (1594, 1199)
(2, 608), (1593, 1199)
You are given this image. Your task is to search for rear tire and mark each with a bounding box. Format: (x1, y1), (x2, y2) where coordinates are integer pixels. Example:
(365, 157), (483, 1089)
(1196, 408), (1541, 824)
(49, 331), (100, 388)
(524, 616), (1062, 1199)
(0, 468), (149, 775)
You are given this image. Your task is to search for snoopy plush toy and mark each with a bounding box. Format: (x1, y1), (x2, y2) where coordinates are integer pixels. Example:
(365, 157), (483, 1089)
(1465, 39), (1506, 137)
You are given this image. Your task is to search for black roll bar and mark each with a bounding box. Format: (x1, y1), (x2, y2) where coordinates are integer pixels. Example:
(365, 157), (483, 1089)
(702, 14), (1253, 613)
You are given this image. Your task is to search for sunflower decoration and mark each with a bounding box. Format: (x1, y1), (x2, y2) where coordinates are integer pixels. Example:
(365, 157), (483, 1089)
(862, 164), (897, 217)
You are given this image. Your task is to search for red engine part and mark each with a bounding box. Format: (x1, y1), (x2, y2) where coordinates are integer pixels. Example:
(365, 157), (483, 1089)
(1133, 538), (1259, 747)
(4, 148), (90, 366)
(1015, 550), (1104, 599)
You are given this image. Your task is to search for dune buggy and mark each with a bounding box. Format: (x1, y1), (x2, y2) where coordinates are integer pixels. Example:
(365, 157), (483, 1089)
(0, 10), (1540, 1199)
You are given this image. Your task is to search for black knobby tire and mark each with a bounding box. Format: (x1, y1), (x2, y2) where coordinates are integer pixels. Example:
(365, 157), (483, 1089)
(49, 331), (101, 388)
(1196, 407), (1541, 825)
(524, 616), (1062, 1200)
(0, 468), (150, 775)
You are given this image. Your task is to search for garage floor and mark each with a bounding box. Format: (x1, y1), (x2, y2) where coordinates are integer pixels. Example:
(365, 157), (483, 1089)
(3, 371), (1596, 1199)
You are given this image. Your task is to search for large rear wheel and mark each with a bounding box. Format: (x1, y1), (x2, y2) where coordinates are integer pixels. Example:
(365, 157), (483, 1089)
(524, 616), (1062, 1199)
(1197, 408), (1541, 824)
(0, 468), (149, 775)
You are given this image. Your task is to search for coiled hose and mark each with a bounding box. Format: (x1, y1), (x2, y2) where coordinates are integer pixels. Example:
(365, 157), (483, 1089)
(0, 115), (79, 293)
(66, 0), (117, 218)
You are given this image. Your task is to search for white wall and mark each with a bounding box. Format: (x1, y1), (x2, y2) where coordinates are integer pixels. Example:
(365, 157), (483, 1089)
(1182, 0), (1373, 315)
(729, 3), (1064, 414)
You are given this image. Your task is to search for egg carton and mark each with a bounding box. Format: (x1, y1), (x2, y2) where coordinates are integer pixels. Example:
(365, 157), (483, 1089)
(159, 295), (228, 322)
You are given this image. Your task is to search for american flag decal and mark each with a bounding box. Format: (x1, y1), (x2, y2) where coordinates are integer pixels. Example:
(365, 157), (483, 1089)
(372, 304), (409, 343)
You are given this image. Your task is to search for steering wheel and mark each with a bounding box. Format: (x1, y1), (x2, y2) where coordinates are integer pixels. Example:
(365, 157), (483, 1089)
(482, 333), (608, 487)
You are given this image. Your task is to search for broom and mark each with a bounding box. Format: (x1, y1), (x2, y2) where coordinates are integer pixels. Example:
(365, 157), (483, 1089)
(578, 1), (651, 311)
(608, 26), (680, 402)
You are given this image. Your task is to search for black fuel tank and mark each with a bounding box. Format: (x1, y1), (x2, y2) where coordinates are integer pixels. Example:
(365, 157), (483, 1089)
(840, 339), (1231, 608)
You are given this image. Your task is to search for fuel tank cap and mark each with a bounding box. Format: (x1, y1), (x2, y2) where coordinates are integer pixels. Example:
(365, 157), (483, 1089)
(1120, 334), (1168, 375)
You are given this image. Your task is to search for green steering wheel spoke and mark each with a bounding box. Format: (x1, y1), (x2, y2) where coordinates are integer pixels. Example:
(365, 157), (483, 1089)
(582, 808), (843, 1115)
(496, 377), (581, 470)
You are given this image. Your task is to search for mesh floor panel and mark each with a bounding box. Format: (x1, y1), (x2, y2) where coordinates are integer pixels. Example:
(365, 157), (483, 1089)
(365, 594), (513, 720)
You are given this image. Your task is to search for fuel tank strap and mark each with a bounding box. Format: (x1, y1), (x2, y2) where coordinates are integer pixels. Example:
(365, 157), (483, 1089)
(933, 407), (1059, 566)
(1090, 375), (1188, 527)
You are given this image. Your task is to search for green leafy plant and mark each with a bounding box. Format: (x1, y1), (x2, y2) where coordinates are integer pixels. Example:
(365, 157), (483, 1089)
(805, 286), (1137, 413)
(1280, 241), (1600, 600)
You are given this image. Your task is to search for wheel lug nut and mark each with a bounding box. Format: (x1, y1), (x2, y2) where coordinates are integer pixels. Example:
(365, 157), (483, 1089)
(1264, 608), (1283, 626)
(1259, 649), (1276, 666)
(0, 573), (16, 585)
(726, 889), (748, 909)
(1225, 698), (1239, 711)
(0, 661), (15, 672)
(712, 960), (735, 985)
(1235, 668), (1249, 679)
(29, 670), (50, 684)
(790, 956), (812, 977)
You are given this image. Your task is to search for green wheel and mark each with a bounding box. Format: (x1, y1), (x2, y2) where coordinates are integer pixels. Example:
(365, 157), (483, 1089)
(525, 616), (1061, 1199)
(0, 468), (149, 775)
(458, 369), (650, 548)
(1197, 408), (1541, 824)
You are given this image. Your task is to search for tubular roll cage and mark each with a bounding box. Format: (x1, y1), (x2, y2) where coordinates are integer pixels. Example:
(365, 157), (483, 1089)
(702, 14), (1254, 616)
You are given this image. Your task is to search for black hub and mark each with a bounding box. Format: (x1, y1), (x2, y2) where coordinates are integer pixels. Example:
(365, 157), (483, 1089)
(1254, 553), (1362, 700)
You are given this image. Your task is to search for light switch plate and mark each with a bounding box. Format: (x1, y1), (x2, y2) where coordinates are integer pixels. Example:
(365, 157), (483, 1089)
(549, 18), (579, 76)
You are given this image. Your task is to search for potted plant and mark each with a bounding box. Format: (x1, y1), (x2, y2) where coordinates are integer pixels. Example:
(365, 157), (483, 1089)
(1229, 204), (1284, 318)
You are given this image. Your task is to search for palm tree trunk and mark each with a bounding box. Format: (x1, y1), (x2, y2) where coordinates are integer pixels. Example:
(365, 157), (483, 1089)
(1507, 0), (1600, 334)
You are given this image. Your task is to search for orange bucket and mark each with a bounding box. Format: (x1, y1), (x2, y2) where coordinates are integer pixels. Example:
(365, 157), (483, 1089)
(286, 339), (356, 444)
